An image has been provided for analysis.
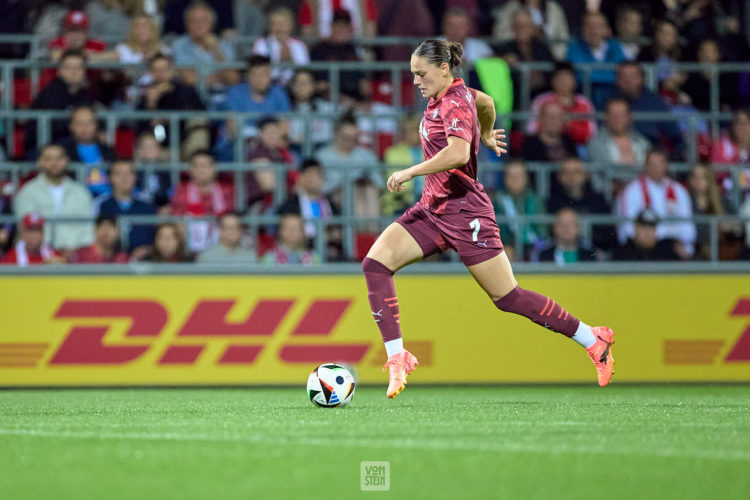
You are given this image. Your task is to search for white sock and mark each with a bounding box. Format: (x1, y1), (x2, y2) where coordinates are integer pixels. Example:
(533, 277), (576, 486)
(571, 322), (596, 349)
(384, 338), (404, 358)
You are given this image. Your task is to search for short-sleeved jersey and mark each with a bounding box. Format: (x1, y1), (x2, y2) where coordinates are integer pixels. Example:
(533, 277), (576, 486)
(417, 78), (494, 214)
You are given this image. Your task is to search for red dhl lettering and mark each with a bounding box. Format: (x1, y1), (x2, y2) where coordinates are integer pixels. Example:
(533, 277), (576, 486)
(726, 299), (750, 362)
(48, 299), (370, 366)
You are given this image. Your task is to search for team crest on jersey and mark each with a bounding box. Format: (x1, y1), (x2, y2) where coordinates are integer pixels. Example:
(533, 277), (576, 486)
(447, 118), (463, 132)
(419, 117), (430, 141)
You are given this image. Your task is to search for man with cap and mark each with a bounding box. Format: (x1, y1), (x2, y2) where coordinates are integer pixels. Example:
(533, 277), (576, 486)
(1, 213), (65, 267)
(612, 208), (681, 261)
(48, 10), (107, 62)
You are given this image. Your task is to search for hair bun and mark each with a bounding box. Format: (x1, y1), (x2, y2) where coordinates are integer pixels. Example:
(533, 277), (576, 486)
(448, 41), (463, 68)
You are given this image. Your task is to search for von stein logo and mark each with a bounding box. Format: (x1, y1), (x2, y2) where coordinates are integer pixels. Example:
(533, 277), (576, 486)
(39, 299), (371, 367)
(360, 461), (390, 491)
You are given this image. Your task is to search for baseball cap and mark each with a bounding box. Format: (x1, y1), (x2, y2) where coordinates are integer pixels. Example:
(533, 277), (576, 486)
(22, 213), (45, 229)
(635, 208), (658, 226)
(63, 11), (90, 31)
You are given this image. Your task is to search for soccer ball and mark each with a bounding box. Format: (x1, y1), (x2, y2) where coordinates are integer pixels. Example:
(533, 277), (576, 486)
(306, 363), (356, 408)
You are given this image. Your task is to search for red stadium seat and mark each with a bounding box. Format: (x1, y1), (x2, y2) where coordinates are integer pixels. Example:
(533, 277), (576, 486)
(13, 78), (32, 107)
(114, 128), (135, 158)
(355, 232), (378, 261)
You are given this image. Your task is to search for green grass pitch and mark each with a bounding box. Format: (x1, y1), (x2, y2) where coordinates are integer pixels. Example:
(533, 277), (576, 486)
(1, 385), (749, 499)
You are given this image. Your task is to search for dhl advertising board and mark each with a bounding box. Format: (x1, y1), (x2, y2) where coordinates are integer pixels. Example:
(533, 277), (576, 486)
(0, 275), (748, 386)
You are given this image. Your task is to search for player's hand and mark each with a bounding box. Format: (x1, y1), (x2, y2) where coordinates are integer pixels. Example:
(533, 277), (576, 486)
(387, 169), (413, 193)
(482, 128), (508, 157)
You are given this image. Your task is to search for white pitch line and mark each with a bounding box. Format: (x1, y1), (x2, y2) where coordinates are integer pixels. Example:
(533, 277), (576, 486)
(1, 428), (749, 462)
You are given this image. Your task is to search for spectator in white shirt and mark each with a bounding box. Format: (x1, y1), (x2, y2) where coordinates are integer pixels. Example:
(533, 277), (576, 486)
(252, 7), (310, 85)
(615, 148), (695, 257)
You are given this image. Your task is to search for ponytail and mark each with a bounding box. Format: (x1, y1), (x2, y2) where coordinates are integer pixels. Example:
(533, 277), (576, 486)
(413, 39), (464, 77)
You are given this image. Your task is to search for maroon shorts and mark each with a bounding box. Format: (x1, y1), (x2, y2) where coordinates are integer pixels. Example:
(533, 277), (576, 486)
(396, 203), (504, 266)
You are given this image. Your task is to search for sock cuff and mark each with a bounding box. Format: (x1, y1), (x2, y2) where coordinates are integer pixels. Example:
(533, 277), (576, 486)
(493, 285), (522, 309)
(362, 257), (395, 276)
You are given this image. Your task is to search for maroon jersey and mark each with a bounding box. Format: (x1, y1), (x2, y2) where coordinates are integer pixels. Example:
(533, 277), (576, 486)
(417, 78), (494, 214)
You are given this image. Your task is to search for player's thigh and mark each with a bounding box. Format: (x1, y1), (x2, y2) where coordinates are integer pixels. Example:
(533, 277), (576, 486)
(466, 251), (518, 301)
(366, 222), (424, 272)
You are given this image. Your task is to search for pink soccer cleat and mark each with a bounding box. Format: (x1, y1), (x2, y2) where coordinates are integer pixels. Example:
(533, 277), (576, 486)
(586, 327), (615, 387)
(382, 350), (418, 398)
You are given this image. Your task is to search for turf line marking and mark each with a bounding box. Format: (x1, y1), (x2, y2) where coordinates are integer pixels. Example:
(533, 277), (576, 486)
(1, 428), (749, 462)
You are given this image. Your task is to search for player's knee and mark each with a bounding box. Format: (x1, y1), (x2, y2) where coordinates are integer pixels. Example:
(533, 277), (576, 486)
(362, 257), (395, 277)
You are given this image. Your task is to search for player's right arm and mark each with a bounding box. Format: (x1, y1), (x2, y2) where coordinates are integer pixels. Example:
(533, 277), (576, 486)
(473, 89), (507, 157)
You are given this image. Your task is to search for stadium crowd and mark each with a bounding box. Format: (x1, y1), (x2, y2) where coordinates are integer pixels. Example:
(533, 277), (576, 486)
(0, 0), (749, 266)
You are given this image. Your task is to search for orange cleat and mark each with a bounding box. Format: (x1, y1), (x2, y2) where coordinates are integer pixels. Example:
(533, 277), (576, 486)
(382, 350), (418, 398)
(587, 327), (615, 387)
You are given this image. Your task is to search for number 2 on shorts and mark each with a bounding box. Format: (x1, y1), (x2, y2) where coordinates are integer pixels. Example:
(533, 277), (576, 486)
(469, 218), (480, 242)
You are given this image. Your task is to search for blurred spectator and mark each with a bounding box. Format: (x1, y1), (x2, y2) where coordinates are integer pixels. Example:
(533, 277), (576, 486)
(681, 38), (740, 111)
(316, 115), (381, 206)
(13, 144), (94, 251)
(0, 0), (32, 59)
(493, 160), (546, 249)
(141, 221), (193, 262)
(68, 214), (129, 263)
(566, 12), (626, 107)
(214, 55), (291, 161)
(299, 0), (377, 38)
(441, 7), (492, 63)
(637, 20), (683, 91)
(170, 151), (234, 252)
(137, 53), (207, 159)
(615, 149), (695, 257)
(535, 208), (598, 264)
(382, 115), (425, 216)
(197, 212), (257, 263)
(48, 10), (107, 62)
(611, 62), (683, 155)
(614, 6), (643, 60)
(687, 163), (736, 260)
(547, 158), (610, 214)
(496, 9), (554, 101)
(588, 98), (651, 166)
(164, 0), (235, 37)
(1, 213), (65, 266)
(278, 159), (340, 240)
(612, 208), (681, 261)
(134, 132), (172, 208)
(252, 7), (310, 85)
(85, 0), (135, 42)
(0, 182), (13, 254)
(309, 9), (365, 100)
(376, 0), (434, 62)
(57, 105), (116, 196)
(96, 15), (171, 64)
(711, 110), (750, 198)
(526, 62), (595, 145)
(234, 0), (267, 42)
(287, 70), (336, 152)
(263, 213), (319, 265)
(27, 50), (94, 151)
(245, 116), (296, 209)
(521, 102), (578, 162)
(95, 160), (156, 256)
(171, 2), (235, 75)
(493, 0), (570, 60)
(547, 157), (613, 250)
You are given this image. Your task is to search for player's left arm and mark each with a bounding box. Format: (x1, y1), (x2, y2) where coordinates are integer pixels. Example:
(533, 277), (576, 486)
(473, 89), (507, 157)
(387, 137), (470, 193)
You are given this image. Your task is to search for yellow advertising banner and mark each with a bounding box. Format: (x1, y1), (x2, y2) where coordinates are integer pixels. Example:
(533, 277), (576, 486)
(0, 275), (748, 386)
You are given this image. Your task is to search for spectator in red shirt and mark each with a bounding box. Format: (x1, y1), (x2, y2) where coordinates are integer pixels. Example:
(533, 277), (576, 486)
(299, 0), (377, 38)
(170, 151), (234, 252)
(171, 151), (234, 216)
(527, 63), (596, 145)
(246, 116), (296, 209)
(68, 214), (129, 264)
(1, 213), (65, 267)
(48, 10), (107, 62)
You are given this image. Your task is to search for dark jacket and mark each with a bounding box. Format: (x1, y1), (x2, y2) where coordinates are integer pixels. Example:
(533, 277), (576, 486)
(96, 194), (157, 250)
(57, 137), (116, 164)
(612, 238), (681, 261)
(537, 244), (598, 263)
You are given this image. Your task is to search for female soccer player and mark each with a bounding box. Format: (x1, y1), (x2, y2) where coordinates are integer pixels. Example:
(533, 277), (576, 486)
(362, 39), (615, 398)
